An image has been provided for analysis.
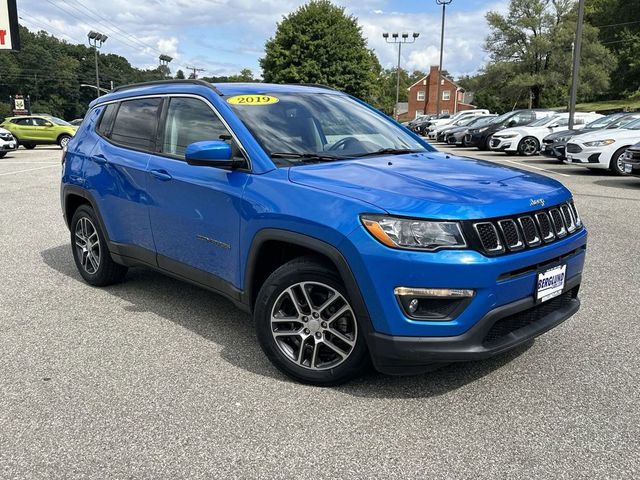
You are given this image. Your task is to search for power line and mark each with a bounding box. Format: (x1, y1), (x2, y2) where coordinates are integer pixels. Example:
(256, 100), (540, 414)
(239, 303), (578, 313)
(595, 20), (640, 28)
(185, 66), (205, 79)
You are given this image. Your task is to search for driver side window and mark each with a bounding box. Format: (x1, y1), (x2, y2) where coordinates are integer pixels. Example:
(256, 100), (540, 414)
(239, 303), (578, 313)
(33, 118), (51, 127)
(162, 97), (241, 160)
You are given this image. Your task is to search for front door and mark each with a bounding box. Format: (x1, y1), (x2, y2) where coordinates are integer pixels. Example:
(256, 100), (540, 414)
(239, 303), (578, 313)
(146, 96), (249, 288)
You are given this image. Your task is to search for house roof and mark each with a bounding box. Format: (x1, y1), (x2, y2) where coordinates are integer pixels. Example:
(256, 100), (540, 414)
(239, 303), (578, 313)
(407, 72), (462, 91)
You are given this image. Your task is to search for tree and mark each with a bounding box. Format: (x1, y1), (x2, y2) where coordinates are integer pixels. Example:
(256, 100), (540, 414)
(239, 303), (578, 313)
(175, 69), (185, 80)
(260, 0), (380, 101)
(585, 0), (640, 97)
(484, 0), (615, 108)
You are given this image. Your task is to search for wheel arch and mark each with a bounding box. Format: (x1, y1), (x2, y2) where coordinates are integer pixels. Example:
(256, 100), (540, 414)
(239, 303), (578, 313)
(243, 229), (372, 332)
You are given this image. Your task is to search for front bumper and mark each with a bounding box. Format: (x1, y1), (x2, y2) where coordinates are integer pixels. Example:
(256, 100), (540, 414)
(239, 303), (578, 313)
(490, 136), (518, 152)
(566, 147), (609, 168)
(541, 143), (566, 160)
(368, 274), (581, 374)
(0, 138), (17, 151)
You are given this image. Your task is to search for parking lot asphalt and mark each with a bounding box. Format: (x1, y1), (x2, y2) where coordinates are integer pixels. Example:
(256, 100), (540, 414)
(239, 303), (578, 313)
(1, 146), (639, 479)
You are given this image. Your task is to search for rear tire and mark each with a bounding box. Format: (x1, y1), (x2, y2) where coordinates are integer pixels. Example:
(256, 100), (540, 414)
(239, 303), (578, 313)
(23, 143), (36, 150)
(58, 134), (72, 148)
(254, 256), (370, 386)
(0, 151), (6, 158)
(70, 205), (128, 286)
(609, 147), (629, 176)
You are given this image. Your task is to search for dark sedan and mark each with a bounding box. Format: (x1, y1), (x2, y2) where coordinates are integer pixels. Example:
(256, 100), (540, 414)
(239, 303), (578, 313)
(622, 141), (640, 177)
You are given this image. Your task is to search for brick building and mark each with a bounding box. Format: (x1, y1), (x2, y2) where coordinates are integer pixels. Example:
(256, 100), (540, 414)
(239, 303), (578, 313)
(406, 65), (475, 119)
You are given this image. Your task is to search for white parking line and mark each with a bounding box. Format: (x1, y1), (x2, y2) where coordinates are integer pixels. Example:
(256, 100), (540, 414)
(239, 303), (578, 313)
(0, 161), (60, 164)
(0, 164), (59, 176)
(502, 159), (570, 177)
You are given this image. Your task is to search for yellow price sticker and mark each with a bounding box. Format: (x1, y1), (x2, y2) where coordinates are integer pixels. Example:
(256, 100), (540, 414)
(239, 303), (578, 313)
(226, 95), (279, 106)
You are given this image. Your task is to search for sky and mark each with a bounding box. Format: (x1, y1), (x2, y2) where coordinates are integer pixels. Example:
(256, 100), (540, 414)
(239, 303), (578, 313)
(17, 0), (508, 79)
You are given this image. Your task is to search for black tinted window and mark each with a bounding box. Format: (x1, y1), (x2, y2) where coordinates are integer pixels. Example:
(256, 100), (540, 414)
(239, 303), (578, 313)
(162, 97), (230, 158)
(13, 118), (32, 125)
(111, 98), (161, 151)
(33, 118), (51, 126)
(96, 103), (118, 136)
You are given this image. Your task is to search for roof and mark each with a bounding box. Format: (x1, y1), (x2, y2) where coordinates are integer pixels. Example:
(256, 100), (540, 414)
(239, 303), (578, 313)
(90, 80), (342, 108)
(407, 73), (462, 91)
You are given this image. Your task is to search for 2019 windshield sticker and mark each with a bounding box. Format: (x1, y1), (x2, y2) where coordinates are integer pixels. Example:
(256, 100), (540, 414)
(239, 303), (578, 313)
(227, 95), (279, 105)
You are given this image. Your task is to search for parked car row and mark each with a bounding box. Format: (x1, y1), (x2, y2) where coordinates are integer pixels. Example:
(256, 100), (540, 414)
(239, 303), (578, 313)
(422, 108), (640, 177)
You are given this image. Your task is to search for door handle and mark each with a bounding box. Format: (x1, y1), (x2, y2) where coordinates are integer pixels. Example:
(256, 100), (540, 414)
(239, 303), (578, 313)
(92, 154), (107, 165)
(150, 169), (173, 181)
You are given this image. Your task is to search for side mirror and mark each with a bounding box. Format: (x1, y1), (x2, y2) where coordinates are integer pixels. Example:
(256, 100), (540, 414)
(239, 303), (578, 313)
(185, 140), (234, 168)
(44, 122), (53, 127)
(507, 120), (517, 127)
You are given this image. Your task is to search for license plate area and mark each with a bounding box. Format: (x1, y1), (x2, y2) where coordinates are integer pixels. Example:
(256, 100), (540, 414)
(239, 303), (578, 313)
(536, 264), (566, 303)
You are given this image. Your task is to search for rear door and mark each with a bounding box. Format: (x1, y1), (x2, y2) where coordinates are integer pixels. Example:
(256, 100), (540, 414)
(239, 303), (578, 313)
(146, 95), (249, 287)
(12, 117), (36, 140)
(85, 97), (161, 258)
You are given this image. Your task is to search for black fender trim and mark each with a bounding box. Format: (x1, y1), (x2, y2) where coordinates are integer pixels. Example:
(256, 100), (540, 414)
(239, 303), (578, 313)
(243, 229), (374, 335)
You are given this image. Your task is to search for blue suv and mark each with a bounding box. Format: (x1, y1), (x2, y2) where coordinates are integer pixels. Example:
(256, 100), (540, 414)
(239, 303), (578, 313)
(61, 80), (587, 385)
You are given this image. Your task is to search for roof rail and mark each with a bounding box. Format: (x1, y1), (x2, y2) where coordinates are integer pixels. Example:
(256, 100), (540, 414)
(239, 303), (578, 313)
(111, 79), (224, 96)
(288, 83), (338, 91)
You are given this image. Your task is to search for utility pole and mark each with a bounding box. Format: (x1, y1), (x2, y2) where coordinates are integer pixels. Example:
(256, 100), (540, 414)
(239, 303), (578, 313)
(568, 0), (585, 130)
(87, 31), (108, 98)
(436, 0), (453, 118)
(186, 66), (205, 79)
(382, 32), (420, 120)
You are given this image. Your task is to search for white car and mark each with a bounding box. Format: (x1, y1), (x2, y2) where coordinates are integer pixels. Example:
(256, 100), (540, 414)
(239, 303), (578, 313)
(566, 118), (640, 175)
(426, 109), (490, 136)
(489, 112), (602, 156)
(0, 127), (18, 158)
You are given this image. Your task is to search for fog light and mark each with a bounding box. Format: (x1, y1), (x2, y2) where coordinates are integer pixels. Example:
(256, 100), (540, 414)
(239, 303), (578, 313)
(408, 298), (419, 314)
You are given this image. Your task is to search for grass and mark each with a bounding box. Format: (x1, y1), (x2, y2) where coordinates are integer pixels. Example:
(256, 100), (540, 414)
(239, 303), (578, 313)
(554, 98), (640, 113)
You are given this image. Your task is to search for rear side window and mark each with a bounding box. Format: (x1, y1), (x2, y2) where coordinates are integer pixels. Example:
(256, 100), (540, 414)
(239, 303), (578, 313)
(96, 104), (118, 137)
(161, 97), (230, 158)
(13, 118), (32, 125)
(110, 98), (162, 151)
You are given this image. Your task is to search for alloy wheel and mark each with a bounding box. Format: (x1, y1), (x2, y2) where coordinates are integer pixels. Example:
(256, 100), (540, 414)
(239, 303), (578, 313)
(270, 281), (357, 370)
(74, 217), (101, 274)
(60, 136), (70, 148)
(521, 138), (538, 155)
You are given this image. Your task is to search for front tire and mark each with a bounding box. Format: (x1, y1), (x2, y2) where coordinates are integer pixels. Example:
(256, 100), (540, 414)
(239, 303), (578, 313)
(70, 205), (128, 286)
(22, 143), (36, 150)
(518, 137), (540, 156)
(609, 147), (629, 176)
(0, 151), (6, 158)
(254, 256), (369, 386)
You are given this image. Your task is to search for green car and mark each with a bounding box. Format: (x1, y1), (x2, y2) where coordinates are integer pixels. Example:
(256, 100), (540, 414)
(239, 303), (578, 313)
(0, 115), (78, 149)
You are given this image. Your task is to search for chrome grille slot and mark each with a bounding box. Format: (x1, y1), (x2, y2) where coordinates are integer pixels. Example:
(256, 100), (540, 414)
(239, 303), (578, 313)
(549, 208), (567, 238)
(535, 212), (555, 242)
(497, 219), (524, 251)
(518, 216), (541, 247)
(561, 204), (576, 233)
(473, 222), (504, 253)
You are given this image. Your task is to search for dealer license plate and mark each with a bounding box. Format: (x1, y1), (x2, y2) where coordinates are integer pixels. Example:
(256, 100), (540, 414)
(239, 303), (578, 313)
(536, 265), (566, 303)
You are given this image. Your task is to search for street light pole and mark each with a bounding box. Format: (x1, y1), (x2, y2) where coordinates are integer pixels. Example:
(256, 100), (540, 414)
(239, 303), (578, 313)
(383, 32), (420, 120)
(436, 0), (452, 118)
(87, 31), (108, 98)
(568, 0), (585, 130)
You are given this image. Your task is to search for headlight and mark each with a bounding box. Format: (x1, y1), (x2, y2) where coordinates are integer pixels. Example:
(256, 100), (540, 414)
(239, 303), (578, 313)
(584, 139), (615, 147)
(361, 215), (467, 251)
(498, 133), (518, 138)
(477, 127), (489, 133)
(556, 136), (570, 143)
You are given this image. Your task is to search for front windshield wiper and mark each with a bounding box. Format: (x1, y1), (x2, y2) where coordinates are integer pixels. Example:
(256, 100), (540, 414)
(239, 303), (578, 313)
(350, 148), (424, 158)
(270, 152), (347, 163)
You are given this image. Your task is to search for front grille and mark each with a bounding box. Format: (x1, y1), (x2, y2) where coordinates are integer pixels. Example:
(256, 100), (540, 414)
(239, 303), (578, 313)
(470, 202), (582, 256)
(629, 149), (640, 160)
(0, 133), (12, 141)
(566, 143), (582, 153)
(549, 208), (567, 238)
(483, 290), (576, 346)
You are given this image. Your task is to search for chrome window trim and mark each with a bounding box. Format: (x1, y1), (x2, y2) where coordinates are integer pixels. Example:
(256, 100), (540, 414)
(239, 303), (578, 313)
(93, 93), (253, 171)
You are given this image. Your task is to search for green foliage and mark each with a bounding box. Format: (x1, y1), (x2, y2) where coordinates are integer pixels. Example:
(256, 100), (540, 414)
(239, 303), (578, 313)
(260, 0), (380, 102)
(470, 0), (616, 111)
(586, 0), (640, 97)
(201, 69), (258, 83)
(372, 69), (427, 115)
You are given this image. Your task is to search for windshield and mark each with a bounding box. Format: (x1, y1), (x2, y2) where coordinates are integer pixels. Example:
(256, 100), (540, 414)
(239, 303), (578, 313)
(587, 114), (622, 129)
(623, 118), (640, 130)
(608, 114), (640, 129)
(228, 93), (431, 166)
(528, 115), (559, 127)
(471, 116), (496, 127)
(49, 116), (71, 126)
(454, 116), (480, 126)
(489, 111), (515, 125)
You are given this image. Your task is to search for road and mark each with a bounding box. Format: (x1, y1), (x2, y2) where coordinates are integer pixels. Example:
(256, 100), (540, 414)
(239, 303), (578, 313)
(0, 146), (639, 479)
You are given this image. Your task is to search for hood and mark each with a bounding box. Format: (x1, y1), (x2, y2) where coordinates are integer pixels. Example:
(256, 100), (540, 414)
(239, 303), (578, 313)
(288, 152), (570, 219)
(0, 127), (11, 135)
(571, 128), (640, 143)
